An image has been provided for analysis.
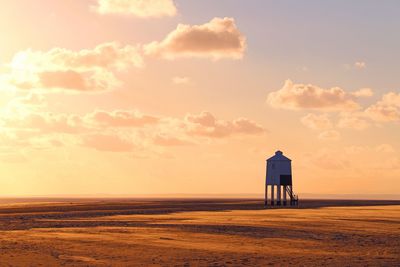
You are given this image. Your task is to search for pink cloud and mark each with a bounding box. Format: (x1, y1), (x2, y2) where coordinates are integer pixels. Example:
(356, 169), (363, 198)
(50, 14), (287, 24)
(301, 113), (333, 130)
(185, 111), (265, 138)
(153, 134), (191, 146)
(0, 106), (266, 153)
(365, 92), (400, 122)
(267, 80), (361, 111)
(11, 42), (142, 70)
(337, 112), (370, 130)
(38, 70), (90, 91)
(82, 134), (134, 152)
(7, 42), (141, 92)
(86, 110), (159, 127)
(145, 17), (246, 60)
(3, 113), (82, 134)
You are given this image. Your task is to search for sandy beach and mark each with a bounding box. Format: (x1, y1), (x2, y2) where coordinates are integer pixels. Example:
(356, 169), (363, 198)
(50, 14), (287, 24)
(0, 199), (398, 266)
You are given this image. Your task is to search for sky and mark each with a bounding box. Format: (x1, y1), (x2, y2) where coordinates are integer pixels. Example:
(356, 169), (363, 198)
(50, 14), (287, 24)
(0, 0), (399, 196)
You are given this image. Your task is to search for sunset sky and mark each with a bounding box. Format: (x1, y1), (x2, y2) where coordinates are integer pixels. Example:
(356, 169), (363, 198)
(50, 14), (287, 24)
(0, 0), (399, 196)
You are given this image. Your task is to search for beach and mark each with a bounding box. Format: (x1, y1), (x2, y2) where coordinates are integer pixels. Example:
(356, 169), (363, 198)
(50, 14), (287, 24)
(0, 199), (399, 266)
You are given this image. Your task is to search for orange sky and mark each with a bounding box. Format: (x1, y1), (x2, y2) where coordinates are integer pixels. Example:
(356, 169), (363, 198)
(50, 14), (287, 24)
(0, 0), (399, 196)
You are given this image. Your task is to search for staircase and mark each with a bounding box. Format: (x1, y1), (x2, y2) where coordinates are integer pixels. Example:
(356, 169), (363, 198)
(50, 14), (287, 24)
(285, 186), (299, 206)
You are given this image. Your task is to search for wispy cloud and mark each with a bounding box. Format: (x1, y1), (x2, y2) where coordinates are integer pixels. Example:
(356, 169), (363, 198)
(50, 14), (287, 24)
(337, 112), (370, 130)
(318, 130), (341, 141)
(93, 0), (177, 18)
(354, 61), (366, 69)
(85, 110), (159, 127)
(301, 113), (333, 130)
(172, 76), (191, 85)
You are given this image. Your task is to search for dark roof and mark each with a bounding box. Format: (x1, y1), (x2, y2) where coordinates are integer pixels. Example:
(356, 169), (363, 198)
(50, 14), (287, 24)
(266, 150), (291, 161)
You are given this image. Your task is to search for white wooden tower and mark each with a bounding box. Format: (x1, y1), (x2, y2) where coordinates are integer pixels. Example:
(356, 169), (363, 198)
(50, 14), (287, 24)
(265, 151), (298, 207)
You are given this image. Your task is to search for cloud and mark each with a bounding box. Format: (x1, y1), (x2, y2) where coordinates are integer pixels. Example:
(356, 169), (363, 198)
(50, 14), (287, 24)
(312, 146), (400, 172)
(344, 61), (367, 70)
(375, 144), (395, 153)
(233, 118), (266, 135)
(6, 93), (46, 112)
(318, 130), (341, 141)
(85, 110), (159, 127)
(153, 134), (191, 146)
(185, 111), (265, 138)
(344, 145), (369, 154)
(351, 88), (373, 97)
(313, 153), (350, 170)
(144, 17), (246, 60)
(267, 80), (361, 111)
(10, 42), (142, 71)
(301, 113), (332, 130)
(82, 134), (134, 152)
(318, 91), (399, 130)
(38, 70), (109, 91)
(337, 112), (370, 130)
(365, 92), (400, 122)
(312, 149), (350, 169)
(0, 100), (266, 154)
(93, 0), (177, 18)
(5, 42), (142, 92)
(345, 145), (389, 155)
(354, 61), (366, 69)
(2, 112), (83, 134)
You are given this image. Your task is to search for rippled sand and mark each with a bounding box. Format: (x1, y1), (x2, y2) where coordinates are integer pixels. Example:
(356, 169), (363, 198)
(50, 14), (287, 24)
(0, 199), (399, 266)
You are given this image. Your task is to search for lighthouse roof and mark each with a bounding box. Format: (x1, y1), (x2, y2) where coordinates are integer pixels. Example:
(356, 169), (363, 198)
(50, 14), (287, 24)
(267, 150), (291, 161)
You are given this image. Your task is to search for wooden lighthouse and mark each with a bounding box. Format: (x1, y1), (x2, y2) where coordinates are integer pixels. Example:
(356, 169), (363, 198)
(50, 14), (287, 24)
(265, 151), (298, 207)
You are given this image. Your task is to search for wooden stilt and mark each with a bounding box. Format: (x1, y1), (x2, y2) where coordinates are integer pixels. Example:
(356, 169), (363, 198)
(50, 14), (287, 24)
(277, 185), (281, 206)
(271, 185), (275, 206)
(283, 186), (287, 206)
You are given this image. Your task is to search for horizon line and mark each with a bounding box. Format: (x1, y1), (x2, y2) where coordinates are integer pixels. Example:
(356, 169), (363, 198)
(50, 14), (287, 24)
(0, 193), (399, 200)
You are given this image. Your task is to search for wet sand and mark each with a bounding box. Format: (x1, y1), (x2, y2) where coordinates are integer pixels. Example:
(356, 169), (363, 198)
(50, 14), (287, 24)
(0, 199), (399, 266)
